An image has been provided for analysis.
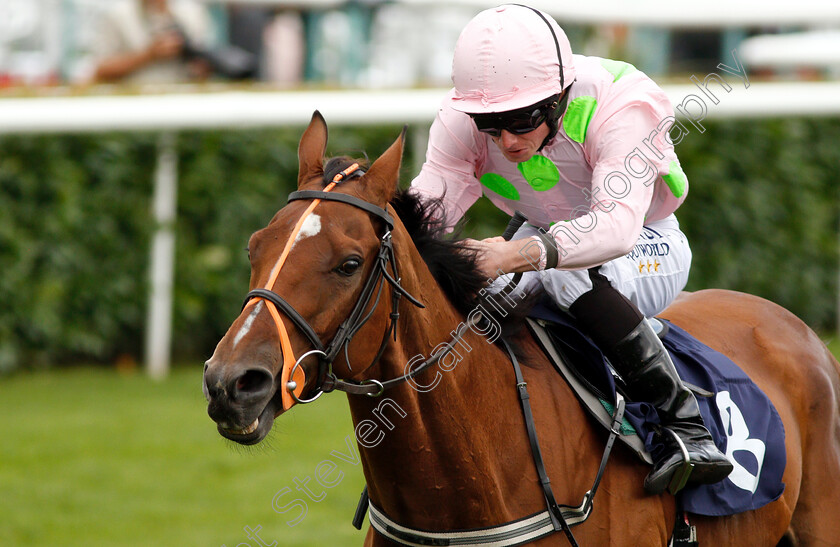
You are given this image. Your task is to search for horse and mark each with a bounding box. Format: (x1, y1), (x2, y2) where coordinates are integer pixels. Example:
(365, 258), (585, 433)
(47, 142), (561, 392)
(203, 112), (840, 546)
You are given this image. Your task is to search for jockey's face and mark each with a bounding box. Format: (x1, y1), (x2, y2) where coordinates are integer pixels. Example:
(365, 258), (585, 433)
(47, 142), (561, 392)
(491, 123), (550, 163)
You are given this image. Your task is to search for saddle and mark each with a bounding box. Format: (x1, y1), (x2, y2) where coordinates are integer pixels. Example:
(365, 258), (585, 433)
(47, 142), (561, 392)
(525, 302), (787, 518)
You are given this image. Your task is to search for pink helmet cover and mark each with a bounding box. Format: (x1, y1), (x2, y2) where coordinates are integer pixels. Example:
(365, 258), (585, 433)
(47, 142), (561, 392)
(451, 5), (576, 114)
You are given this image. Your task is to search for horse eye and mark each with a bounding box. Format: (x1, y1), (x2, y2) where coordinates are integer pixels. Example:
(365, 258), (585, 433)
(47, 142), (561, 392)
(335, 257), (362, 276)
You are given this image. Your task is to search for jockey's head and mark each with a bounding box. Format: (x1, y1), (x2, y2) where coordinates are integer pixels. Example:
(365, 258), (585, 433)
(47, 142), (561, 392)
(450, 5), (575, 154)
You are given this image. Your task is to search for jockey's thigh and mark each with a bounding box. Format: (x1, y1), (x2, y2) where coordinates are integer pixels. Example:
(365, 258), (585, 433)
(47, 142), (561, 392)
(540, 214), (691, 318)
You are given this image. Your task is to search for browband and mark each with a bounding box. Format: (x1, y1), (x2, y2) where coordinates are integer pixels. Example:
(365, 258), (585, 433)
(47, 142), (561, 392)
(288, 191), (394, 230)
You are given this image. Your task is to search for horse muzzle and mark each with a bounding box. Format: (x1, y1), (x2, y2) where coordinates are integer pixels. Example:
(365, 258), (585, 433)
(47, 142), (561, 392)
(203, 360), (279, 444)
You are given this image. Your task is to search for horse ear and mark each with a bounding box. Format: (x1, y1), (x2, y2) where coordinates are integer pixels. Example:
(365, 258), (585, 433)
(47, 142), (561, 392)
(297, 111), (328, 188)
(363, 126), (406, 206)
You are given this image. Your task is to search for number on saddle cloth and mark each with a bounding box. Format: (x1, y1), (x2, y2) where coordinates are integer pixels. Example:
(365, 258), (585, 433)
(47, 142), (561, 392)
(526, 305), (787, 517)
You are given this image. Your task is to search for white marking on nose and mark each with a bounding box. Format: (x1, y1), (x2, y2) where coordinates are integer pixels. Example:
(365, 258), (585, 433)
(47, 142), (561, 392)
(292, 214), (321, 248)
(233, 301), (264, 349)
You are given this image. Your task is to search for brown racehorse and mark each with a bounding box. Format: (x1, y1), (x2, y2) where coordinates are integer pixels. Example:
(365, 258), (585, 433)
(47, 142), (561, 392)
(203, 113), (840, 546)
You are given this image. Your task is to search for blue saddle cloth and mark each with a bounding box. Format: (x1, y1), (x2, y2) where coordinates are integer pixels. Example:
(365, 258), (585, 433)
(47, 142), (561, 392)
(529, 304), (786, 517)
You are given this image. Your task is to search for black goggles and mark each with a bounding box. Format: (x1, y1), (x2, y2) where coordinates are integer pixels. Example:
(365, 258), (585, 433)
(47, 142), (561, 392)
(470, 96), (560, 138)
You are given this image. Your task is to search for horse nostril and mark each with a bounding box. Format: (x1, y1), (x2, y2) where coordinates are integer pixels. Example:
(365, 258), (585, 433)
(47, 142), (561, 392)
(233, 368), (273, 399)
(203, 365), (225, 401)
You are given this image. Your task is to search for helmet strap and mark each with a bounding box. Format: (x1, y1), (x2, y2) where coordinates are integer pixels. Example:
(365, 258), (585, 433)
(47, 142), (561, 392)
(539, 81), (574, 151)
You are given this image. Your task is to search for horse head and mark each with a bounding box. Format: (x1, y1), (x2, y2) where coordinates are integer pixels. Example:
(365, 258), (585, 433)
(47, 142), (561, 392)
(203, 111), (406, 444)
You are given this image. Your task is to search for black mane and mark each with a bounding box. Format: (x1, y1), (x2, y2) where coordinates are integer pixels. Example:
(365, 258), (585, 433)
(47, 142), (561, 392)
(389, 189), (487, 317)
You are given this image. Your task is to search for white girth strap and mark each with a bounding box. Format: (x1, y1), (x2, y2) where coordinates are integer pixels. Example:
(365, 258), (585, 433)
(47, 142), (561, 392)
(368, 499), (592, 547)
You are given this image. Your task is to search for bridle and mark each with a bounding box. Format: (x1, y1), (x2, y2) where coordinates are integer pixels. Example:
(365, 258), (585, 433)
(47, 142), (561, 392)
(241, 163), (622, 547)
(241, 163), (429, 410)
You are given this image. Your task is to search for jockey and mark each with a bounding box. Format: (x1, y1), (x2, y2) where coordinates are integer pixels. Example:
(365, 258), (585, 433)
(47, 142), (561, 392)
(410, 4), (733, 494)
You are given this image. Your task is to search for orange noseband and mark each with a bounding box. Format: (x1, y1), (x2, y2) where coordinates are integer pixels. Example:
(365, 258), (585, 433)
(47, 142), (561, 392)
(244, 164), (361, 411)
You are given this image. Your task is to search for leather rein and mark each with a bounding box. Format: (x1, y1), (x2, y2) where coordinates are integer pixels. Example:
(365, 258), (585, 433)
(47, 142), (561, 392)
(244, 172), (624, 546)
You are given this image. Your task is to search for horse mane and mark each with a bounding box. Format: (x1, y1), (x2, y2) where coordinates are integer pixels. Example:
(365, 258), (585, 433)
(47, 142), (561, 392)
(388, 188), (487, 317)
(323, 156), (533, 334)
(389, 188), (538, 339)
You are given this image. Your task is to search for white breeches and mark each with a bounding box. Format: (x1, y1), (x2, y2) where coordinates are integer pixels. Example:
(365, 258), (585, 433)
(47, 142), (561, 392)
(500, 214), (691, 318)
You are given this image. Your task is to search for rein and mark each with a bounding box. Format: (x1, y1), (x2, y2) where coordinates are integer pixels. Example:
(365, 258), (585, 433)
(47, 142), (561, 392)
(356, 336), (627, 547)
(247, 174), (624, 545)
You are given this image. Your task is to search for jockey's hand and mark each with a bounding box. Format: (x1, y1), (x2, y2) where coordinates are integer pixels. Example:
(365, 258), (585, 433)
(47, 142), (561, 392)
(464, 236), (538, 279)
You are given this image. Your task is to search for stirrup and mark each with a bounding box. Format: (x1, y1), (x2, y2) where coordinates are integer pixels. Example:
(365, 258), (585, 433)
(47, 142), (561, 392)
(663, 428), (694, 494)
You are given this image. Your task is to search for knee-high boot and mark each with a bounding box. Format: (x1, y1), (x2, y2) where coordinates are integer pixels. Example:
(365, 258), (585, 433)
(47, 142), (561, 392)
(608, 319), (733, 494)
(569, 269), (733, 495)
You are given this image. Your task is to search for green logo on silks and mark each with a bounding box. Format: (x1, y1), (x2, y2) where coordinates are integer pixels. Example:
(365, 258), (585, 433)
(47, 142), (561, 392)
(479, 173), (520, 200)
(517, 155), (560, 191)
(479, 155), (560, 200)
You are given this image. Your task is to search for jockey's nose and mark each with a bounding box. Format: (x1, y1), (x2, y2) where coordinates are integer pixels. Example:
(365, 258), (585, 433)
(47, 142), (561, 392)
(499, 129), (521, 147)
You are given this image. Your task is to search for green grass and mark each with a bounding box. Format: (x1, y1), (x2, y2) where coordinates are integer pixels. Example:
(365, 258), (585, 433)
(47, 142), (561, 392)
(0, 366), (365, 547)
(3, 338), (839, 546)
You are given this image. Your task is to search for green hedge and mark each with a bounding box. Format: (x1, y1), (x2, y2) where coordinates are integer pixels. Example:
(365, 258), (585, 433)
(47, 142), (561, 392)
(0, 126), (406, 373)
(0, 135), (154, 372)
(0, 118), (837, 372)
(675, 118), (840, 331)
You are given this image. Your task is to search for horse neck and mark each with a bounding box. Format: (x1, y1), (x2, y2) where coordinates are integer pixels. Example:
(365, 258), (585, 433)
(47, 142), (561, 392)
(344, 225), (545, 526)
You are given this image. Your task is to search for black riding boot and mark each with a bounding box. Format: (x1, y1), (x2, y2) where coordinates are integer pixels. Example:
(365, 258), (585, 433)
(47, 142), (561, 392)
(568, 268), (732, 495)
(608, 319), (734, 494)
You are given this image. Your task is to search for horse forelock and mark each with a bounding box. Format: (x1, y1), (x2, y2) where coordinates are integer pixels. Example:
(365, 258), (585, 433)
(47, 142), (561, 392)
(322, 156), (370, 188)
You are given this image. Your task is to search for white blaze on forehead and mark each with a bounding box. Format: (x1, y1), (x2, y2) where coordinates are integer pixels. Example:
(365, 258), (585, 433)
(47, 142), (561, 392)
(232, 213), (319, 349)
(233, 300), (264, 349)
(292, 213), (322, 248)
